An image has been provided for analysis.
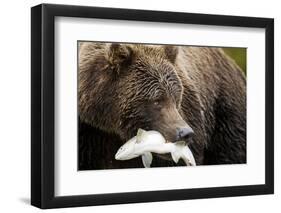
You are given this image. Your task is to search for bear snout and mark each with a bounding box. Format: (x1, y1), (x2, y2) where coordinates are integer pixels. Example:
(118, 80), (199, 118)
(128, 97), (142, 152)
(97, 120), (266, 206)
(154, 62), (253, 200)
(157, 121), (194, 142)
(176, 126), (194, 141)
(157, 105), (194, 142)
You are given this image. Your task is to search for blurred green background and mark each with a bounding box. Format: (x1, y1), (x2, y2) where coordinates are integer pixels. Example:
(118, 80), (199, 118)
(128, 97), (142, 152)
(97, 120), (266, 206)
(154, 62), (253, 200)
(222, 48), (246, 75)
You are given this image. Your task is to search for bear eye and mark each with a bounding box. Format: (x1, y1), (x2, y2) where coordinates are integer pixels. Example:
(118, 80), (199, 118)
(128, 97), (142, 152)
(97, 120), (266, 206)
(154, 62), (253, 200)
(154, 101), (159, 105)
(153, 98), (164, 106)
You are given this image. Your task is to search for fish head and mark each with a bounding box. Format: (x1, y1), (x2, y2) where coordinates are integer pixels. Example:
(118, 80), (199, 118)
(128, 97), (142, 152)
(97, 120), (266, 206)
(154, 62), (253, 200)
(115, 136), (138, 160)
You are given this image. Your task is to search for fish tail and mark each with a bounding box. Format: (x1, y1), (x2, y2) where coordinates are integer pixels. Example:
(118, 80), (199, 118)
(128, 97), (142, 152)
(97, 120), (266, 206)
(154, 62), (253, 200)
(172, 141), (196, 166)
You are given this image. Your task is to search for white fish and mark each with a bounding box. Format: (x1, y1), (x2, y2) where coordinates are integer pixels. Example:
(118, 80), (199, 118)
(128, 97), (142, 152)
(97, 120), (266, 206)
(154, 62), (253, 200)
(115, 129), (196, 168)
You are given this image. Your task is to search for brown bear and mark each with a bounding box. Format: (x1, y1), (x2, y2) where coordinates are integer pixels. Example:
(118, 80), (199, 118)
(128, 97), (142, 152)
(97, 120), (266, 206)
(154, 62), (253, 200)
(78, 42), (246, 170)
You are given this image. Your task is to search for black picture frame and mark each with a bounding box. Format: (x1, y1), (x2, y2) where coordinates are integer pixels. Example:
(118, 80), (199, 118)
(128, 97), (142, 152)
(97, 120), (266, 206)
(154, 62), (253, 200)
(31, 3), (274, 209)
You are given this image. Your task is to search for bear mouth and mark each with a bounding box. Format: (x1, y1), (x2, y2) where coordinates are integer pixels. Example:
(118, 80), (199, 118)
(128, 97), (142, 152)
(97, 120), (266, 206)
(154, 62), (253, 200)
(165, 134), (194, 144)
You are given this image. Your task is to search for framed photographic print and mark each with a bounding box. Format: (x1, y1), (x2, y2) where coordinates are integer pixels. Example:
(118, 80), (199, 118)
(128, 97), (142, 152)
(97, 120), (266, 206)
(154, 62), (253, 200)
(31, 3), (274, 209)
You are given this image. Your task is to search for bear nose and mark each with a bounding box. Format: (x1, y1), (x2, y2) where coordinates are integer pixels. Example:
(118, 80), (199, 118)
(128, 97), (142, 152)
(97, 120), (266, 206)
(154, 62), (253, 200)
(176, 127), (194, 140)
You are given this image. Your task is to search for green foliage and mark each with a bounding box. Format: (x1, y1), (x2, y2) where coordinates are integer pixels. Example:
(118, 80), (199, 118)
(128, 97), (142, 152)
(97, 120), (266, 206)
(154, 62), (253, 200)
(223, 48), (246, 75)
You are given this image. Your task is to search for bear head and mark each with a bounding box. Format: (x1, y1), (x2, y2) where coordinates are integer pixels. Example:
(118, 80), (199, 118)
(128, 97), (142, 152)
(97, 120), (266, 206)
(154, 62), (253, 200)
(79, 42), (194, 142)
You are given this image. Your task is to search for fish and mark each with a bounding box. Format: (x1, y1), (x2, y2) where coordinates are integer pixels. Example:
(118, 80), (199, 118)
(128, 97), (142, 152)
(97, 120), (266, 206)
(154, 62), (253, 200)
(115, 128), (196, 168)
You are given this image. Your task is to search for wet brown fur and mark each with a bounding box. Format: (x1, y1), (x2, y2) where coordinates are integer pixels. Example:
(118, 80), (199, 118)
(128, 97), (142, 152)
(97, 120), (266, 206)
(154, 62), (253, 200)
(78, 42), (246, 169)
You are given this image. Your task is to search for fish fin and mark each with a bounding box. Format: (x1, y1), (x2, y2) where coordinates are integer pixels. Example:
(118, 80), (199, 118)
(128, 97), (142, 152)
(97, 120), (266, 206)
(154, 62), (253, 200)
(136, 128), (147, 143)
(171, 141), (186, 163)
(184, 146), (197, 166)
(171, 151), (181, 163)
(141, 152), (153, 168)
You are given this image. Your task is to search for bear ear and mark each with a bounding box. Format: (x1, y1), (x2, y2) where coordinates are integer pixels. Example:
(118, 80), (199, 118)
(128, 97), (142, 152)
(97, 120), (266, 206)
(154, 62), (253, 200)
(107, 43), (133, 74)
(164, 45), (178, 63)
